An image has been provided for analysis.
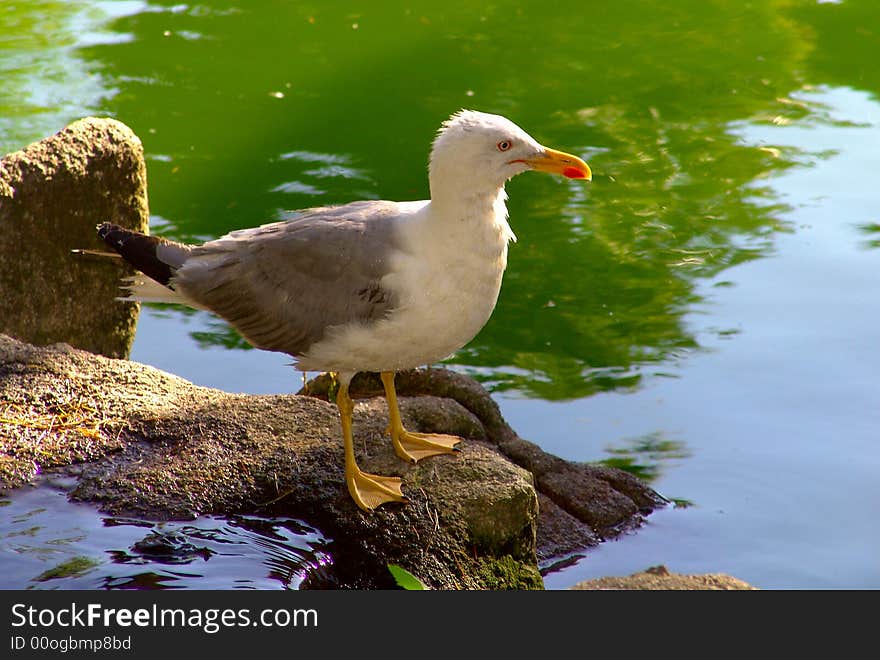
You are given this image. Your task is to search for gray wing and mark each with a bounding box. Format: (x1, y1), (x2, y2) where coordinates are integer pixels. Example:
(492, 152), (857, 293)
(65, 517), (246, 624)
(173, 200), (403, 356)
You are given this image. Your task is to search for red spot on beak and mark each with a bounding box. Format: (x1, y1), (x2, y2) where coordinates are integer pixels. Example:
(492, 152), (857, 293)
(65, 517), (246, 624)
(563, 166), (588, 179)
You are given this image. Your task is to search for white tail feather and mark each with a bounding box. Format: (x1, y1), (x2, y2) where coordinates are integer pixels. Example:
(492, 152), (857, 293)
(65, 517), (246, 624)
(119, 276), (195, 306)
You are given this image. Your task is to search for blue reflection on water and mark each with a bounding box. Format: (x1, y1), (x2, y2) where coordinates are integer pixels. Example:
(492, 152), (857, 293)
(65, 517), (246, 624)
(0, 479), (331, 590)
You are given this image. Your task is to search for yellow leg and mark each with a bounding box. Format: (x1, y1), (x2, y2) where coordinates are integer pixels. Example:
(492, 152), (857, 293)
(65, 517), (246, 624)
(381, 371), (462, 463)
(337, 380), (407, 511)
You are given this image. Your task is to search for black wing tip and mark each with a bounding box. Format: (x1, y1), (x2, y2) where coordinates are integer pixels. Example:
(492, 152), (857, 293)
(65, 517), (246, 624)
(95, 223), (175, 287)
(96, 222), (127, 244)
(97, 223), (132, 251)
(97, 221), (116, 236)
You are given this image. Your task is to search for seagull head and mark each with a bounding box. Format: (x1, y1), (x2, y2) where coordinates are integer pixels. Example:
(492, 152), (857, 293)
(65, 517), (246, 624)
(429, 109), (591, 198)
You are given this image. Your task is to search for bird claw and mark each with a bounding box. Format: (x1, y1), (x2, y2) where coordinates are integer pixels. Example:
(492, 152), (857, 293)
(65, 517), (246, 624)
(347, 469), (408, 511)
(392, 430), (462, 463)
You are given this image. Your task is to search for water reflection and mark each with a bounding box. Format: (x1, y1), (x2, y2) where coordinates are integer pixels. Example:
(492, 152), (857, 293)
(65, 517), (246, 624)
(857, 223), (880, 250)
(460, 101), (796, 398)
(97, 516), (334, 589)
(0, 486), (332, 590)
(600, 431), (690, 484)
(35, 556), (100, 583)
(0, 1), (144, 154)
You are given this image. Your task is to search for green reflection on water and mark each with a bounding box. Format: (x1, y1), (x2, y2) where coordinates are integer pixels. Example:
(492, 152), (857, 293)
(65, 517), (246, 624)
(35, 555), (100, 582)
(600, 431), (691, 484)
(0, 0), (137, 152)
(3, 0), (878, 401)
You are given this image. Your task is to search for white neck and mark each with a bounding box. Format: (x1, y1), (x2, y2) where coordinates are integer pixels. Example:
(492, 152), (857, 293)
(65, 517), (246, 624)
(429, 184), (504, 214)
(422, 180), (515, 247)
(429, 155), (508, 204)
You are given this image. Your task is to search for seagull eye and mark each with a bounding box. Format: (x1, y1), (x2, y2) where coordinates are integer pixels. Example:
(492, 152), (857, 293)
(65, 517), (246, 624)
(497, 140), (512, 152)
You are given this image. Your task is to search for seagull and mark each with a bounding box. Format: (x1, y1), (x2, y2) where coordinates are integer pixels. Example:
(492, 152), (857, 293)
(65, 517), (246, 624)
(98, 110), (591, 511)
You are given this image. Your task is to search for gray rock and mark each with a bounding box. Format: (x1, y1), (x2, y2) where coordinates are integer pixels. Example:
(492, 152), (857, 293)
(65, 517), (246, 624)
(570, 565), (757, 590)
(0, 117), (148, 358)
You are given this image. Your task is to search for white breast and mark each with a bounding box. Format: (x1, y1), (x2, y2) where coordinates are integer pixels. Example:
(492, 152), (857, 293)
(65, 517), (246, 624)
(298, 193), (513, 373)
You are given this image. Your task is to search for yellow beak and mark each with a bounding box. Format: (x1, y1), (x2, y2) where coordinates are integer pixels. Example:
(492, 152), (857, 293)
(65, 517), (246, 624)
(522, 147), (592, 180)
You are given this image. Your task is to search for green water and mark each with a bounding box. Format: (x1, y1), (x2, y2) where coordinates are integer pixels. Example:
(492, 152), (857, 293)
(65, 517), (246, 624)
(2, 0), (879, 588)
